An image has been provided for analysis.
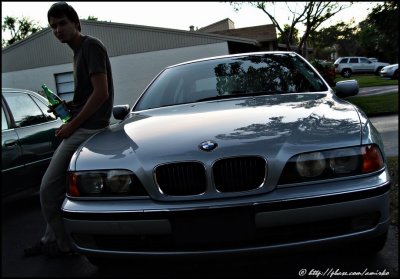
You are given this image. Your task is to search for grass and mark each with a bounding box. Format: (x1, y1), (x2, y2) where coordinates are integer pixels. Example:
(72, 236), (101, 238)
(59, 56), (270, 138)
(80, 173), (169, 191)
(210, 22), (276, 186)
(345, 92), (398, 117)
(387, 157), (398, 225)
(335, 74), (398, 87)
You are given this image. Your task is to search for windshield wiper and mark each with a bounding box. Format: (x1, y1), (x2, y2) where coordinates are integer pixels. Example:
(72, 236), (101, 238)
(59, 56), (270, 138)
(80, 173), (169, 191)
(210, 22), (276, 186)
(196, 91), (277, 102)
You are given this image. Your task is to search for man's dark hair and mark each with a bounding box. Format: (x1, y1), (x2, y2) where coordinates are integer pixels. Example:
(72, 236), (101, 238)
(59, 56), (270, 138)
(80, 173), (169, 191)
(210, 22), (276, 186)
(47, 2), (81, 31)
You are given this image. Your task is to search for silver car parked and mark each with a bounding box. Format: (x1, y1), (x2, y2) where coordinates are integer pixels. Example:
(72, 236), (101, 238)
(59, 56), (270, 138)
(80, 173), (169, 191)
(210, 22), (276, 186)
(61, 52), (391, 267)
(380, 64), (398, 80)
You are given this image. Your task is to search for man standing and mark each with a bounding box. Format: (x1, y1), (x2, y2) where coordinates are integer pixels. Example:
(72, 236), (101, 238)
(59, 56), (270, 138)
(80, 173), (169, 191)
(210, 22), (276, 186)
(24, 1), (114, 257)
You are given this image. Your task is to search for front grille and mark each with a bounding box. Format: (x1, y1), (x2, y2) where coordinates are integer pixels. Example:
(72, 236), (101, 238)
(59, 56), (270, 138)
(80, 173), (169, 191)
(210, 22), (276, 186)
(213, 156), (266, 192)
(155, 162), (206, 196)
(154, 157), (266, 196)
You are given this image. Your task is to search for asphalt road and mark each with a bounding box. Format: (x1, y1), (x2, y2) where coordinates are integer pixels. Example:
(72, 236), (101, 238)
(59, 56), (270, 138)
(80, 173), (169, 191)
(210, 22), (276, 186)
(370, 114), (398, 157)
(358, 85), (398, 96)
(1, 192), (398, 278)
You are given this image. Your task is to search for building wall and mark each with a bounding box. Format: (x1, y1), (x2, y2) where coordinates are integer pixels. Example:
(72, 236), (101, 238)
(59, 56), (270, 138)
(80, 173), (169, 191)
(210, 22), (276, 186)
(2, 42), (229, 122)
(2, 64), (72, 94)
(199, 18), (235, 32)
(2, 21), (255, 73)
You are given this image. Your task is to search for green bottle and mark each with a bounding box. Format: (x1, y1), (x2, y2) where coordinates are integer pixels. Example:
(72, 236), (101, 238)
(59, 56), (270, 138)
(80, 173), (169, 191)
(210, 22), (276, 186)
(41, 84), (71, 123)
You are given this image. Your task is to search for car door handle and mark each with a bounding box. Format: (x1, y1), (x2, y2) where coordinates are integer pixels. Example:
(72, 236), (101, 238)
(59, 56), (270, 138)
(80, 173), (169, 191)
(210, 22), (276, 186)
(4, 139), (18, 148)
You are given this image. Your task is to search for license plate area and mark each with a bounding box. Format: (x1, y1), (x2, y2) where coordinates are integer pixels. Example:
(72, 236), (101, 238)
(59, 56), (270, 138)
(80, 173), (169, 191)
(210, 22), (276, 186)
(170, 207), (255, 247)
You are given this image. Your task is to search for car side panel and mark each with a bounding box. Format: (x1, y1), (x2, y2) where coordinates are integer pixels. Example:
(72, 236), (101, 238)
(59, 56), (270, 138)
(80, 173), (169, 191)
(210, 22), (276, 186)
(359, 59), (375, 72)
(2, 120), (60, 196)
(1, 90), (62, 196)
(16, 121), (61, 180)
(1, 128), (24, 195)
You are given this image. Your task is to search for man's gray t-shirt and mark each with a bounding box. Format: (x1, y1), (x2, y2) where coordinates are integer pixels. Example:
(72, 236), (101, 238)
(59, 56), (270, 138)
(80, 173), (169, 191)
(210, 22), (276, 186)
(72, 35), (114, 129)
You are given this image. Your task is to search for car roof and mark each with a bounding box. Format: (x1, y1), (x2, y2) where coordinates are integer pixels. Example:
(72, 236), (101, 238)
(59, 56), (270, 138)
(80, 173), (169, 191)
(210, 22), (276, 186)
(338, 57), (366, 59)
(2, 88), (47, 102)
(2, 88), (39, 94)
(166, 51), (299, 69)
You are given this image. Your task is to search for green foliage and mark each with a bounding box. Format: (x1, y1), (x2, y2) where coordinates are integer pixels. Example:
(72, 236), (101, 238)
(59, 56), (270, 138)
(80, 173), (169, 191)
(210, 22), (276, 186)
(86, 16), (98, 21)
(357, 1), (399, 63)
(2, 16), (43, 48)
(309, 59), (335, 86)
(310, 20), (360, 58)
(2, 14), (102, 48)
(277, 24), (300, 45)
(230, 1), (350, 56)
(311, 1), (398, 63)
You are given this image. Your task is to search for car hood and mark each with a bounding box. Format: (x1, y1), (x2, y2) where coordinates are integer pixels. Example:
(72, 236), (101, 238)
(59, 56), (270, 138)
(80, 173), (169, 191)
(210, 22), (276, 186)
(71, 93), (361, 172)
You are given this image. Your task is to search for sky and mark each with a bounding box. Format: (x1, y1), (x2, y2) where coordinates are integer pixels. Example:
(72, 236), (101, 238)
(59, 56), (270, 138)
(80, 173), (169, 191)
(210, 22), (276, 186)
(2, 1), (380, 41)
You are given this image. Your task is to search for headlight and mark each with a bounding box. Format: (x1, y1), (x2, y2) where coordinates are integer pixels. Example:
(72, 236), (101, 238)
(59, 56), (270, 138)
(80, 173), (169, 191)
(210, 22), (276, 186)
(329, 148), (359, 174)
(278, 145), (384, 185)
(107, 170), (132, 193)
(68, 170), (148, 197)
(80, 173), (104, 194)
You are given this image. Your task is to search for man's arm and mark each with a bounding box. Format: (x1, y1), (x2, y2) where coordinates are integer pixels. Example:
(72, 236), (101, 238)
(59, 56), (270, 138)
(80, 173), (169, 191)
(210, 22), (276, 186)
(55, 73), (109, 139)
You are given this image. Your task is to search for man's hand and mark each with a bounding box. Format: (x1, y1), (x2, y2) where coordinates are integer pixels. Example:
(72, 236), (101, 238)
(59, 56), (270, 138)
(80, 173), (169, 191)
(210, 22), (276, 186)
(55, 122), (76, 139)
(48, 104), (56, 116)
(47, 100), (71, 117)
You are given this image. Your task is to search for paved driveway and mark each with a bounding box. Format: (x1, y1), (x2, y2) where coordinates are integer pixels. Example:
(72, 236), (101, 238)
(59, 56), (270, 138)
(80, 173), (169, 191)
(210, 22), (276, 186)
(370, 114), (398, 157)
(358, 85), (398, 96)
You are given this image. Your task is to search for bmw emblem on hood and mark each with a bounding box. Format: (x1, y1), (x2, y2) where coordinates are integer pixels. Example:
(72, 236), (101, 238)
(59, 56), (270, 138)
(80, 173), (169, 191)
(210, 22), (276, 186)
(199, 140), (218, 151)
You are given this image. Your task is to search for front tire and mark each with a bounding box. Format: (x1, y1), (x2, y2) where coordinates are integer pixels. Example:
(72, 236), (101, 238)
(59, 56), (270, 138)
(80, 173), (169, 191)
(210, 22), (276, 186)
(341, 68), (352, 78)
(392, 69), (398, 80)
(353, 232), (388, 255)
(86, 256), (108, 268)
(86, 255), (141, 270)
(375, 67), (383, 76)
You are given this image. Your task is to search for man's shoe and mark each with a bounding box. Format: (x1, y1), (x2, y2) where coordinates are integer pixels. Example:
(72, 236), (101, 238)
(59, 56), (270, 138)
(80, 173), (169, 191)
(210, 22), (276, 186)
(23, 241), (46, 257)
(42, 241), (78, 258)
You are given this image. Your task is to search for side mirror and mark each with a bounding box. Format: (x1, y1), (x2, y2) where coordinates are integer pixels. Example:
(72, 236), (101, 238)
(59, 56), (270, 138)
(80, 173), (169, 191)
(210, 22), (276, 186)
(113, 104), (130, 120)
(335, 80), (359, 98)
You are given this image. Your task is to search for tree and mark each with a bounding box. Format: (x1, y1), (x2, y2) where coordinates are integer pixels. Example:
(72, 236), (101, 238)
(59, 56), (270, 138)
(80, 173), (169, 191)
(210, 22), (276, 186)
(310, 20), (360, 59)
(2, 16), (43, 48)
(358, 1), (398, 63)
(357, 19), (383, 58)
(230, 2), (351, 57)
(86, 16), (98, 21)
(277, 24), (299, 46)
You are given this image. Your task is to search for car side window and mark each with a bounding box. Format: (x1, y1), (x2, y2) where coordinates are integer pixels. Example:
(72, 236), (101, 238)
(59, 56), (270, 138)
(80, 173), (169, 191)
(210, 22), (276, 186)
(2, 106), (9, 130)
(31, 95), (57, 121)
(339, 58), (348, 63)
(360, 58), (371, 63)
(349, 58), (358, 63)
(3, 93), (47, 128)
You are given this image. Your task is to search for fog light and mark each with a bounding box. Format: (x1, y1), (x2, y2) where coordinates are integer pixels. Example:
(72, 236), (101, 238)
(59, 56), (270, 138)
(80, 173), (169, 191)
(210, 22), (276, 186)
(351, 212), (380, 231)
(329, 148), (359, 174)
(296, 152), (326, 177)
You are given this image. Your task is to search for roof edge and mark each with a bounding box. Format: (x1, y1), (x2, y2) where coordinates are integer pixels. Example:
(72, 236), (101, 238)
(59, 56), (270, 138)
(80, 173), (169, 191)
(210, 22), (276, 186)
(2, 19), (259, 53)
(2, 28), (52, 53)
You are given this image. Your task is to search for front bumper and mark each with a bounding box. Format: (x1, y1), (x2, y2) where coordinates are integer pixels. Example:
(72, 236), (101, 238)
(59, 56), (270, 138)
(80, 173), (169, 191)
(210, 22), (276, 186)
(380, 69), (396, 78)
(62, 177), (391, 257)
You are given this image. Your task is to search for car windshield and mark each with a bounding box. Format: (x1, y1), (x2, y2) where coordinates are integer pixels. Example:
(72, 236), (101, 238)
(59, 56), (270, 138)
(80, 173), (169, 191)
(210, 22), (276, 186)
(135, 53), (328, 110)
